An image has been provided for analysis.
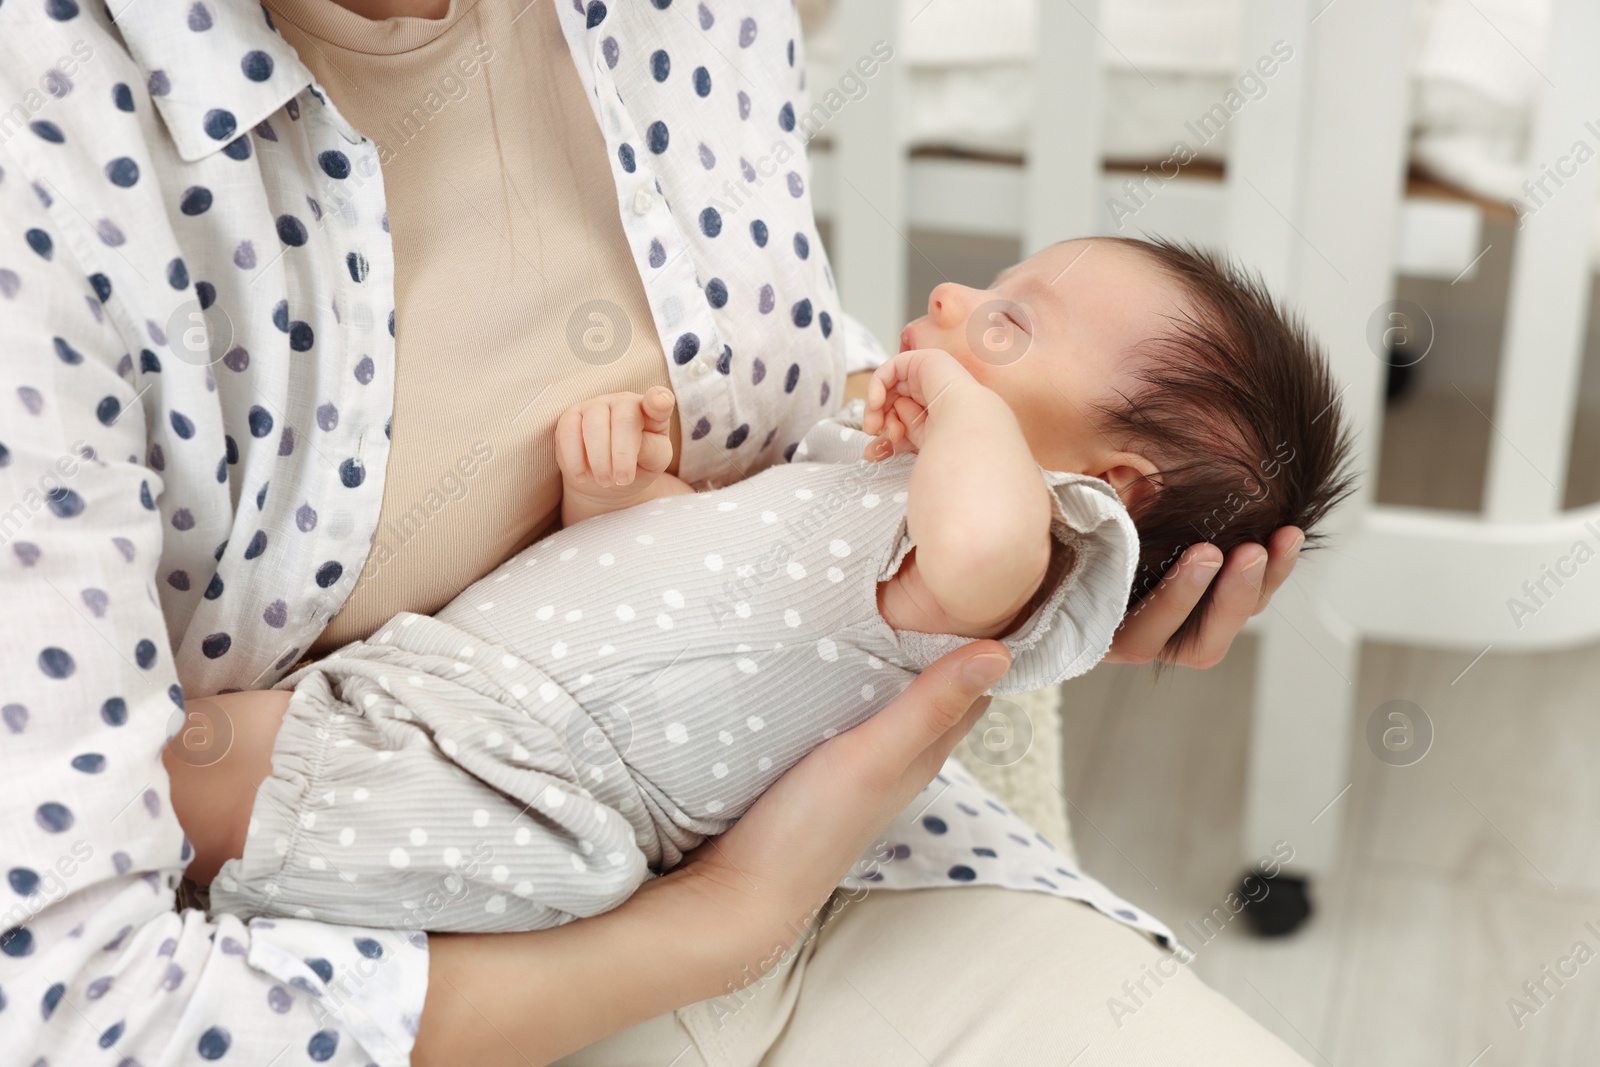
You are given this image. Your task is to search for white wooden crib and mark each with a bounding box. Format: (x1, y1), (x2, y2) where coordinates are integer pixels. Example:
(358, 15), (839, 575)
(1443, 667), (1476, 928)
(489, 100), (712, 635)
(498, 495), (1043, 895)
(812, 0), (1600, 920)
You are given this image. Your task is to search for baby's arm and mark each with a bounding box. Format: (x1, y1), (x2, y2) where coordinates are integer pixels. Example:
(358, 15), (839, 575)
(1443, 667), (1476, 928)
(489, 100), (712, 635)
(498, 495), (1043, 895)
(864, 349), (1055, 637)
(556, 386), (694, 527)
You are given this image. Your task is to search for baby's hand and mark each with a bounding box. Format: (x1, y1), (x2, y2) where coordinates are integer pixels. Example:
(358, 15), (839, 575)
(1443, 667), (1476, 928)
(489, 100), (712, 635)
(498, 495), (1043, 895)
(556, 386), (675, 496)
(862, 348), (982, 460)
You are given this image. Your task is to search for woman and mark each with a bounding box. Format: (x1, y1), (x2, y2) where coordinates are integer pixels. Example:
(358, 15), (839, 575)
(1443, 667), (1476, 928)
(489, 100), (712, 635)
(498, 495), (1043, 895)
(0, 0), (1307, 1062)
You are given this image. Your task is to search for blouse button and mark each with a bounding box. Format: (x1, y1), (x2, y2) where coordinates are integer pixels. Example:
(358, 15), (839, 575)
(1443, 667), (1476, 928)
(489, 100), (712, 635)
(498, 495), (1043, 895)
(691, 359), (709, 378)
(633, 187), (655, 215)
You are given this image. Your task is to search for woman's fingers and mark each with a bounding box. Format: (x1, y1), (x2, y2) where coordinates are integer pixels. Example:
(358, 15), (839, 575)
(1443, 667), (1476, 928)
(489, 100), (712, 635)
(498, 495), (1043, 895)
(1180, 543), (1267, 669)
(1106, 544), (1223, 665)
(699, 641), (1012, 908)
(817, 641), (1011, 811)
(1256, 526), (1305, 615)
(1106, 528), (1308, 667)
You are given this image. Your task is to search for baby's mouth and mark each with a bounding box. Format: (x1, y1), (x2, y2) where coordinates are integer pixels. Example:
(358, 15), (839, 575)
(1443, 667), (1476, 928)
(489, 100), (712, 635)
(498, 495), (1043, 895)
(899, 326), (915, 353)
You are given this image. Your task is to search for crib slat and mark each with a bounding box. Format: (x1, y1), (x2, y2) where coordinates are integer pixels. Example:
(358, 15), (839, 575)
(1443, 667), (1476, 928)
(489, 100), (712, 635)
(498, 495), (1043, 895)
(1233, 0), (1413, 877)
(1484, 0), (1600, 522)
(1223, 0), (1313, 297)
(1023, 0), (1101, 255)
(831, 0), (907, 351)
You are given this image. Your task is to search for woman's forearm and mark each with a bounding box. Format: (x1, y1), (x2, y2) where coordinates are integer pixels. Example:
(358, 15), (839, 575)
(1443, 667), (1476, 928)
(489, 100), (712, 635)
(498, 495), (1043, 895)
(414, 868), (763, 1066)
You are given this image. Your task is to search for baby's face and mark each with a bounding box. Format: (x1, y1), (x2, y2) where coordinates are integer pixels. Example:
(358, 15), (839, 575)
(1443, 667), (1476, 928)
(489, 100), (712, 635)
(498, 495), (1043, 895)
(898, 238), (1187, 480)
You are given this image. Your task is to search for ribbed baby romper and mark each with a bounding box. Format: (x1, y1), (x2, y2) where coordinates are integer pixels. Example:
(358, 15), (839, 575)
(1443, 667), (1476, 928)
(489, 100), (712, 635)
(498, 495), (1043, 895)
(209, 400), (1139, 931)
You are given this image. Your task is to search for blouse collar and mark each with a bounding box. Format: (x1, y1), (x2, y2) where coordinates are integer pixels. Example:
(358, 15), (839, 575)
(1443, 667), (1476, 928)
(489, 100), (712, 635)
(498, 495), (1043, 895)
(111, 0), (316, 162)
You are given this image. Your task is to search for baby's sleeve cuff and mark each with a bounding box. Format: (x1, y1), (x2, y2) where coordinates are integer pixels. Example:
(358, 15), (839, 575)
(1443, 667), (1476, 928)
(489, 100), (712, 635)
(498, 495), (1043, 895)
(887, 469), (1139, 693)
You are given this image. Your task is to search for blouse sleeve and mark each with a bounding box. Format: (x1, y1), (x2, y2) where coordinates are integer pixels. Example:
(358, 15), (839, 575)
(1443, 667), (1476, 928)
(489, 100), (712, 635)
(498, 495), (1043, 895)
(0, 153), (424, 1067)
(878, 470), (1141, 694)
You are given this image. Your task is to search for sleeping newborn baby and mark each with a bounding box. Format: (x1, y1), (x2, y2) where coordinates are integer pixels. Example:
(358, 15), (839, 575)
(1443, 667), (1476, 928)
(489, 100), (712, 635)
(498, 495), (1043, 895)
(209, 237), (1352, 932)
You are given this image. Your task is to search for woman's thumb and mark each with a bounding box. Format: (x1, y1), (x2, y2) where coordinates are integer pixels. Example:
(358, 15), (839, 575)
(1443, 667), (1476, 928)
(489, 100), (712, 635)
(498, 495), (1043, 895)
(958, 644), (1012, 693)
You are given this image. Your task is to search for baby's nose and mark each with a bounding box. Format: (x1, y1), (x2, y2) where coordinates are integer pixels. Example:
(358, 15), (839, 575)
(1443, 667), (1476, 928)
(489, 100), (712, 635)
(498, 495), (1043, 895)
(928, 283), (970, 327)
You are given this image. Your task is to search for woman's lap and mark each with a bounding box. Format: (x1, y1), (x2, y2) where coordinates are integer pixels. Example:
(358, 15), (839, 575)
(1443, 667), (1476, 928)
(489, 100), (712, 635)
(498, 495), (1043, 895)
(555, 884), (1311, 1066)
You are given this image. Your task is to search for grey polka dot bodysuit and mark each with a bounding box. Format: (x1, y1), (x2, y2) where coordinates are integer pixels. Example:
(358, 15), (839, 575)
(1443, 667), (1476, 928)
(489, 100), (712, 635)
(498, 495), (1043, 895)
(210, 401), (1139, 932)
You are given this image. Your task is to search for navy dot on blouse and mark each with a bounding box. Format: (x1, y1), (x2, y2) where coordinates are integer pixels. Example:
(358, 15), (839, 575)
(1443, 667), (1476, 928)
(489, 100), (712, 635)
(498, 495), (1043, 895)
(672, 332), (699, 364)
(38, 647), (75, 679)
(35, 802), (74, 833)
(241, 50), (274, 82)
(308, 1030), (339, 1061)
(1, 928), (34, 958)
(276, 215), (308, 246)
(203, 108), (237, 141)
(105, 157), (139, 187)
(197, 1026), (232, 1060)
(181, 186), (214, 215)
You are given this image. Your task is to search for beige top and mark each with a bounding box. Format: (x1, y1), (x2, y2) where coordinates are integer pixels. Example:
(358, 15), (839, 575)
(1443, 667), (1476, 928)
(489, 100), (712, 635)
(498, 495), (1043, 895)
(271, 0), (680, 656)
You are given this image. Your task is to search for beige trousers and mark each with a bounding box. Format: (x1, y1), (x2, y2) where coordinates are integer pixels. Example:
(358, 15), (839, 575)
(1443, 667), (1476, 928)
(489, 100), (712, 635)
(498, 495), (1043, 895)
(554, 885), (1309, 1066)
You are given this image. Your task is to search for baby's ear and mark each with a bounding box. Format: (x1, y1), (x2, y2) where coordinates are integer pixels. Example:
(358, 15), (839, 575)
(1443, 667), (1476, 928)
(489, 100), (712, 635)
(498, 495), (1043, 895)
(1098, 454), (1162, 512)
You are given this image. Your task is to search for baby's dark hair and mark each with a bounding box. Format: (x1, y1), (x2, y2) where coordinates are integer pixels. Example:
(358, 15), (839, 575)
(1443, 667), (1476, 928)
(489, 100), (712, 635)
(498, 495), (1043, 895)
(1093, 237), (1355, 661)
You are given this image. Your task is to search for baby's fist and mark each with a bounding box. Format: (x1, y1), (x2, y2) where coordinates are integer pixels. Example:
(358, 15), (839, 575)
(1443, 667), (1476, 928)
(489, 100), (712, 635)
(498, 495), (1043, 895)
(556, 386), (675, 492)
(863, 347), (979, 458)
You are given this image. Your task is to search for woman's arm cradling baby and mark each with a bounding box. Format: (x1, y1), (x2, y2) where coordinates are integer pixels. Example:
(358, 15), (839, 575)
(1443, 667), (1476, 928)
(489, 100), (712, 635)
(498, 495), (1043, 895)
(863, 348), (1055, 640)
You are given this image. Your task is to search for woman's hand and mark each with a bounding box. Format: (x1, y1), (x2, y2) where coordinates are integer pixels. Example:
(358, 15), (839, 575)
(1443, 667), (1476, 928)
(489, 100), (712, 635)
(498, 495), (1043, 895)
(1107, 526), (1305, 668)
(413, 640), (1013, 1067)
(659, 639), (1014, 947)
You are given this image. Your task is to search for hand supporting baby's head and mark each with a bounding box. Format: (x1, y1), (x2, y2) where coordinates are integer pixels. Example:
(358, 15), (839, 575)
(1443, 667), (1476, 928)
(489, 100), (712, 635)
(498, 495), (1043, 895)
(899, 236), (1354, 660)
(1090, 238), (1354, 658)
